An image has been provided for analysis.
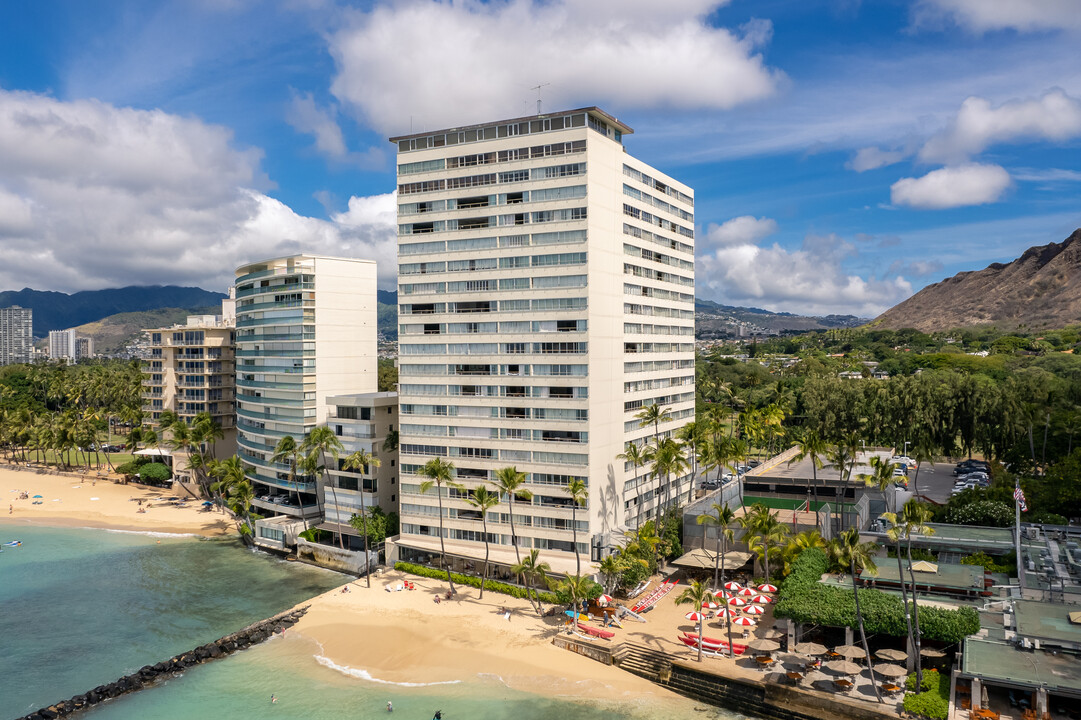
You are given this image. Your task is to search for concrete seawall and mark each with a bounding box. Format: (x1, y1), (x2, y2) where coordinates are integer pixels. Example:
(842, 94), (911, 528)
(14, 606), (310, 720)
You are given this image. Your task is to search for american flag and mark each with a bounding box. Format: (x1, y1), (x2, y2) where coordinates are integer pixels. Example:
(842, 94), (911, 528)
(1014, 484), (1028, 512)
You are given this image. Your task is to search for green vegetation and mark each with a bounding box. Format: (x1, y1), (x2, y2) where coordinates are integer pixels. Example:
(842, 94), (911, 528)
(138, 462), (171, 483)
(960, 551), (1016, 575)
(394, 562), (559, 604)
(903, 669), (949, 720)
(377, 358), (398, 392)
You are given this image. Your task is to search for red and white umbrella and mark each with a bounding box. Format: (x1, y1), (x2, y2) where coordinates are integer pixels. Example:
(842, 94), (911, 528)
(727, 597), (747, 607)
(751, 594), (773, 604)
(737, 587), (756, 597)
(715, 608), (734, 619)
(703, 600), (721, 610)
(685, 611), (705, 622)
(743, 605), (766, 615)
(758, 583), (778, 593)
(713, 589), (732, 599)
(598, 594), (614, 604)
(724, 581), (743, 591)
(731, 616), (757, 627)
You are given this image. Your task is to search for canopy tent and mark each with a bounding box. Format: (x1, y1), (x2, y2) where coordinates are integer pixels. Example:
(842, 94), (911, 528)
(911, 560), (939, 573)
(670, 548), (753, 570)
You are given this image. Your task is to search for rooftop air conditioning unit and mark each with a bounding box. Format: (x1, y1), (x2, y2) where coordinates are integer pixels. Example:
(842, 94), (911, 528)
(1027, 526), (1041, 540)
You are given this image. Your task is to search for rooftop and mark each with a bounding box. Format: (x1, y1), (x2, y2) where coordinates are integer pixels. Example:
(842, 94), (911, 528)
(388, 106), (633, 143)
(962, 637), (1081, 698)
(753, 448), (893, 485)
(1014, 600), (1081, 647)
(864, 560), (987, 592)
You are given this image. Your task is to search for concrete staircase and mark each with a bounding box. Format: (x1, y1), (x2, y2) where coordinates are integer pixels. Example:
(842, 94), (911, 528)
(613, 643), (672, 682)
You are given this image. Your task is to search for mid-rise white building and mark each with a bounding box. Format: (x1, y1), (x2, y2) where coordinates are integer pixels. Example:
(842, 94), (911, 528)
(49, 329), (77, 362)
(233, 255), (379, 524)
(388, 107), (695, 575)
(0, 307), (33, 366)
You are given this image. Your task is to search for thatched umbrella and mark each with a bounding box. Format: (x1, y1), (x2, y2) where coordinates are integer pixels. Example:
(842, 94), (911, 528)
(794, 642), (828, 655)
(833, 645), (868, 660)
(760, 628), (785, 640)
(824, 659), (863, 676)
(874, 663), (908, 679)
(920, 647), (946, 658)
(876, 648), (908, 662)
(746, 638), (781, 653)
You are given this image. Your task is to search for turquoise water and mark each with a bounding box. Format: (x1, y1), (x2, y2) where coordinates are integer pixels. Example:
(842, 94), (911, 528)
(0, 523), (716, 720)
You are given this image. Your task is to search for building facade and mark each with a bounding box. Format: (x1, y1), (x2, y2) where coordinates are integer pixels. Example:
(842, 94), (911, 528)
(389, 107), (695, 575)
(142, 310), (238, 457)
(319, 391), (399, 549)
(233, 255), (378, 524)
(76, 336), (95, 361)
(49, 329), (77, 362)
(0, 306), (33, 366)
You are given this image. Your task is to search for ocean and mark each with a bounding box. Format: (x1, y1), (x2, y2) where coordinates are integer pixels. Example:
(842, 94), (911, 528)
(0, 523), (717, 720)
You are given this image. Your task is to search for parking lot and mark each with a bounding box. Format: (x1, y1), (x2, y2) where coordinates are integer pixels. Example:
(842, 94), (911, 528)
(911, 460), (987, 505)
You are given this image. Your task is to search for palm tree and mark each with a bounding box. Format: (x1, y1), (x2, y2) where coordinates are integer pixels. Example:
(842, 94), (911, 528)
(858, 455), (901, 515)
(512, 549), (550, 616)
(465, 485), (499, 598)
(909, 437), (939, 499)
(210, 455), (255, 541)
(343, 448), (382, 587)
(677, 420), (702, 503)
(827, 437), (859, 535)
(271, 435), (306, 529)
(302, 426), (345, 547)
(598, 554), (624, 594)
(636, 402), (671, 451)
(493, 466), (531, 566)
(789, 430), (827, 521)
(780, 530), (826, 575)
(897, 500), (936, 691)
(566, 478), (588, 576)
(558, 573), (595, 628)
(419, 457), (463, 593)
(740, 505), (788, 583)
(617, 442), (652, 530)
(675, 579), (712, 662)
(832, 528), (883, 703)
(652, 437), (688, 527)
(696, 502), (736, 656)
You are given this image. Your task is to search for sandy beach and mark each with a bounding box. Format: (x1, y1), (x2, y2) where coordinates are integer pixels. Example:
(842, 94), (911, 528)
(292, 571), (685, 706)
(0, 464), (234, 536)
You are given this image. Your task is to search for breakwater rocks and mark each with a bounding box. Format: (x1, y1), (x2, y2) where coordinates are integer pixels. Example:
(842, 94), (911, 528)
(15, 606), (309, 720)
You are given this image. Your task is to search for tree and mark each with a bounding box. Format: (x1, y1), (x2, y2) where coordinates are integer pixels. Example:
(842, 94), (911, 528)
(909, 437), (939, 499)
(558, 573), (595, 629)
(832, 528), (884, 703)
(651, 437), (688, 527)
(271, 435), (307, 530)
(419, 457), (463, 593)
(511, 549), (550, 616)
(210, 455), (255, 541)
(617, 442), (652, 530)
(696, 502), (736, 656)
(343, 448), (382, 587)
(859, 455), (901, 515)
(301, 426), (345, 545)
(789, 430), (827, 518)
(827, 437), (859, 535)
(566, 477), (588, 576)
(465, 485), (499, 599)
(637, 403), (672, 517)
(899, 500), (935, 691)
(675, 579), (712, 662)
(493, 466), (531, 566)
(598, 554), (624, 594)
(677, 420), (702, 504)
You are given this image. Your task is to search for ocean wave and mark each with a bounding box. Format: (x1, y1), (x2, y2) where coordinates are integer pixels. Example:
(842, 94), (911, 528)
(96, 528), (198, 539)
(313, 655), (461, 687)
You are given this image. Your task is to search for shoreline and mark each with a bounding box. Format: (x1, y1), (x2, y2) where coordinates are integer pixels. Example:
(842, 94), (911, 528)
(0, 465), (234, 538)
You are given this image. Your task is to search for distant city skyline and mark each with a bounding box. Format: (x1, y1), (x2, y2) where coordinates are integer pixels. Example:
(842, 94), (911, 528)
(0, 0), (1078, 317)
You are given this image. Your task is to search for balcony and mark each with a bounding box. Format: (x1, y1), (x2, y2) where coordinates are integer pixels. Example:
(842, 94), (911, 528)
(251, 496), (321, 519)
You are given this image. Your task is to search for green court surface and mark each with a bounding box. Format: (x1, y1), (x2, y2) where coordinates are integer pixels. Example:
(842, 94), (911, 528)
(743, 495), (843, 513)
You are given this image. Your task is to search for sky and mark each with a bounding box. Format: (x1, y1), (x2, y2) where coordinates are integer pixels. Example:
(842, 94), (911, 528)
(0, 0), (1078, 318)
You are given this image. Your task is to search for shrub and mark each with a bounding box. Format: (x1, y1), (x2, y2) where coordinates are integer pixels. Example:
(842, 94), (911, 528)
(299, 527), (329, 542)
(960, 551), (1015, 574)
(138, 462), (172, 483)
(946, 500), (1013, 527)
(394, 562), (559, 604)
(774, 549), (980, 644)
(116, 456), (150, 477)
(550, 578), (604, 605)
(903, 669), (948, 720)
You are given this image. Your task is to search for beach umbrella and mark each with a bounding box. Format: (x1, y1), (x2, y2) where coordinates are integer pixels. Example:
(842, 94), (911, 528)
(874, 663), (908, 679)
(743, 605), (765, 615)
(727, 597), (747, 607)
(751, 594), (773, 604)
(685, 611), (705, 622)
(876, 648), (908, 662)
(724, 581), (742, 591)
(738, 587), (756, 597)
(598, 594), (614, 604)
(760, 628), (784, 640)
(715, 608), (734, 619)
(731, 616), (757, 627)
(746, 638), (781, 653)
(713, 589), (732, 599)
(32, 495), (42, 498)
(824, 660), (863, 675)
(833, 645), (867, 660)
(794, 642), (828, 656)
(702, 600), (721, 610)
(758, 583), (778, 593)
(920, 647), (946, 658)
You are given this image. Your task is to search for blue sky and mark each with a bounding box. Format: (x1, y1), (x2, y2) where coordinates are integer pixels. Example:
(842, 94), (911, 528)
(0, 0), (1078, 317)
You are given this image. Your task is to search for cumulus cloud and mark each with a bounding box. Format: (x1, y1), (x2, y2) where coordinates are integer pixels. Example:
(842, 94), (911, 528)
(890, 163), (1012, 209)
(286, 90), (386, 168)
(329, 0), (782, 135)
(847, 146), (909, 172)
(0, 88), (396, 294)
(913, 0), (1081, 33)
(1012, 167), (1081, 182)
(696, 229), (912, 317)
(919, 89), (1081, 164)
(703, 215), (778, 248)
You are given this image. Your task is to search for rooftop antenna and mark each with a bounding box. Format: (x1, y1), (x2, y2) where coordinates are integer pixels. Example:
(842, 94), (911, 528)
(531, 83), (550, 114)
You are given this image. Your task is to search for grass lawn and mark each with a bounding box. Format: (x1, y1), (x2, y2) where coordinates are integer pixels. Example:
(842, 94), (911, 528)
(34, 449), (136, 470)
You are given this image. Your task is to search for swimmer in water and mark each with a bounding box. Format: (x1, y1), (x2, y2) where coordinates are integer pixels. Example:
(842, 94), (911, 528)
(387, 700), (393, 712)
(271, 694), (278, 704)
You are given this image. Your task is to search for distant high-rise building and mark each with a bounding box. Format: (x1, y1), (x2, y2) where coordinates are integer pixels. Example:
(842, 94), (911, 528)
(0, 306), (33, 366)
(388, 107), (695, 574)
(233, 255), (378, 525)
(49, 329), (78, 361)
(75, 336), (95, 360)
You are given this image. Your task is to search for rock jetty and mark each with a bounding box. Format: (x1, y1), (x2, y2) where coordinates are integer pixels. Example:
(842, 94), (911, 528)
(15, 605), (309, 720)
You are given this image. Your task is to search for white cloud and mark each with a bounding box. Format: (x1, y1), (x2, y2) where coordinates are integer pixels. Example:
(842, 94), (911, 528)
(0, 88), (396, 293)
(696, 231), (913, 317)
(890, 163), (1012, 209)
(886, 259), (943, 278)
(703, 215), (778, 248)
(1011, 167), (1081, 182)
(919, 89), (1081, 164)
(286, 91), (387, 169)
(847, 146), (909, 172)
(913, 0), (1081, 33)
(329, 0), (782, 135)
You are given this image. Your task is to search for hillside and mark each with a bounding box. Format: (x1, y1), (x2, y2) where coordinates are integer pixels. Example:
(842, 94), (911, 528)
(695, 298), (865, 337)
(0, 285), (226, 336)
(872, 229), (1081, 333)
(71, 307), (219, 355)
